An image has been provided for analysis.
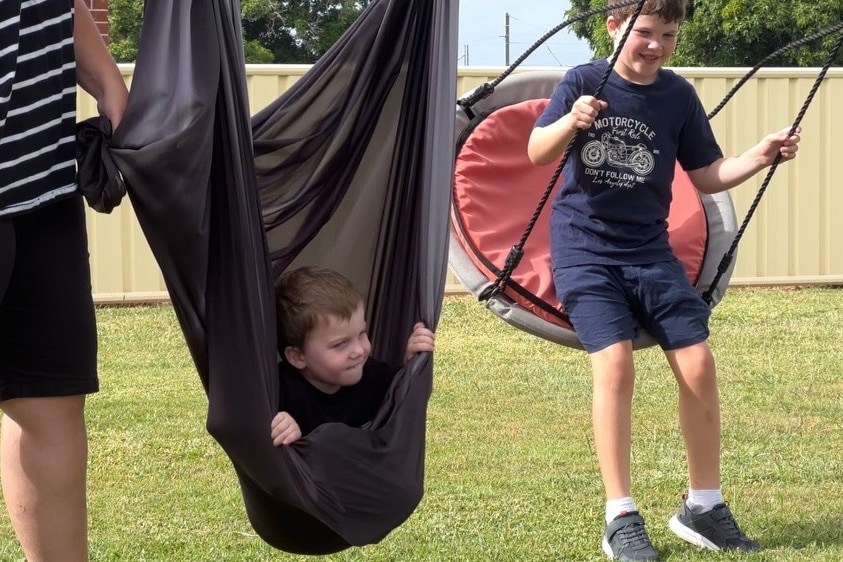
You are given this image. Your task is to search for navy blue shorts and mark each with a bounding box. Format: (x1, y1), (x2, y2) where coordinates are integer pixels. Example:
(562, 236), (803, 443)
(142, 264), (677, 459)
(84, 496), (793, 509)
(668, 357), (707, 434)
(553, 260), (710, 353)
(0, 196), (98, 402)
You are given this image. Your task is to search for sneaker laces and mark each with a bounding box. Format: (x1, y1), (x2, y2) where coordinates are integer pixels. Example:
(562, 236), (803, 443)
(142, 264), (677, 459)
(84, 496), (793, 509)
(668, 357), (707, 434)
(712, 508), (747, 541)
(616, 522), (652, 550)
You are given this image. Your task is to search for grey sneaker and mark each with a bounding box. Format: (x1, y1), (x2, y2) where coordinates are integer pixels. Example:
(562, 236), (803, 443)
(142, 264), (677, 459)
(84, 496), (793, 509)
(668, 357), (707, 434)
(602, 511), (660, 561)
(668, 500), (761, 552)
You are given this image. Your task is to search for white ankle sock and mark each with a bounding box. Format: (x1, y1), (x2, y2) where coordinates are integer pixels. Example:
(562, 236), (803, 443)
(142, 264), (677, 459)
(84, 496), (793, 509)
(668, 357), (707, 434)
(605, 496), (637, 524)
(686, 488), (724, 513)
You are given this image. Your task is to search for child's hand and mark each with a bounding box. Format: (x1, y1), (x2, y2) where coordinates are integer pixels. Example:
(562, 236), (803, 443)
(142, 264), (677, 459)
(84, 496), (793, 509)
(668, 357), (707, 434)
(753, 126), (801, 166)
(404, 322), (435, 362)
(569, 95), (608, 131)
(271, 411), (302, 446)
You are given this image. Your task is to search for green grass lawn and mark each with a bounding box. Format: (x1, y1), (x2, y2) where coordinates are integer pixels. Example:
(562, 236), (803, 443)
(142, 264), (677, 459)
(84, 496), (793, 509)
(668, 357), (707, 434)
(1, 287), (842, 561)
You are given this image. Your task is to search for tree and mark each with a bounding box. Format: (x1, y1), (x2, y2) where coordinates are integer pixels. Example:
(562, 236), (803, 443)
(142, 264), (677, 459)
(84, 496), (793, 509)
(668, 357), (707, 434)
(242, 0), (371, 63)
(107, 0), (370, 64)
(108, 0), (143, 62)
(566, 0), (843, 66)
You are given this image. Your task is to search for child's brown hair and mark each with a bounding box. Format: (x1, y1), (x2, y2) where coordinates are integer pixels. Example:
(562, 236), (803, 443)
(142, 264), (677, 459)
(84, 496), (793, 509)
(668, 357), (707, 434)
(275, 266), (365, 350)
(609, 0), (689, 25)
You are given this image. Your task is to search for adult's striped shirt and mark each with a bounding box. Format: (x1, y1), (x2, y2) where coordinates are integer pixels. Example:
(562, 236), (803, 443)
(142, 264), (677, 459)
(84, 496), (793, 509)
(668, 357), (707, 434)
(0, 0), (77, 218)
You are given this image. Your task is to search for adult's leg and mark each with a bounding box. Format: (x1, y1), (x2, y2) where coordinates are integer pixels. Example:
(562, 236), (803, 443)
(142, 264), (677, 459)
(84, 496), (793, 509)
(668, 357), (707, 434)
(665, 342), (720, 489)
(0, 197), (97, 562)
(1, 395), (88, 562)
(590, 340), (636, 500)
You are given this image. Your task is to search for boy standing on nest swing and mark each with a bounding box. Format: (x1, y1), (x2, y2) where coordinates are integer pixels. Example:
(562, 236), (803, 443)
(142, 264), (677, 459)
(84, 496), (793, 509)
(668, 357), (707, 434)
(269, 266), (435, 445)
(527, 0), (800, 559)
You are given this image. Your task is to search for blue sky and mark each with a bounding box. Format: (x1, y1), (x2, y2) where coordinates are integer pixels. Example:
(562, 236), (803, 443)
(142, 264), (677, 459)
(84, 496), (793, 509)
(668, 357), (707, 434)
(458, 0), (593, 67)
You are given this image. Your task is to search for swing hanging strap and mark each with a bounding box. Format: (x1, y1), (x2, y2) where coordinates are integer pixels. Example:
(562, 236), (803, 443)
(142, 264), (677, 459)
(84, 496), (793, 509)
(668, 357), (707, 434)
(457, 0), (644, 121)
(701, 28), (843, 305)
(707, 21), (843, 121)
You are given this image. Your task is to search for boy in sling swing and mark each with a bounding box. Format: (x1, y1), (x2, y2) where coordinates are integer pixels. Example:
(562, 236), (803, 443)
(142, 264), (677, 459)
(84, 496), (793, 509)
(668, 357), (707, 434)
(269, 266), (435, 444)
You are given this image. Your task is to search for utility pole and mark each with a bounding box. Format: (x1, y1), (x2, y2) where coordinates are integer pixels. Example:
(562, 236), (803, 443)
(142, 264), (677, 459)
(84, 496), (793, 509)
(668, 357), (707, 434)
(503, 12), (511, 66)
(458, 44), (470, 66)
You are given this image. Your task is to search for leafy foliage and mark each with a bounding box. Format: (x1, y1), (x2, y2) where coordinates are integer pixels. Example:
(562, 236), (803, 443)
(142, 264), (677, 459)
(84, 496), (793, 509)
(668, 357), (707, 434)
(243, 39), (275, 64)
(567, 0), (843, 66)
(107, 0), (143, 62)
(242, 0), (371, 63)
(107, 0), (371, 64)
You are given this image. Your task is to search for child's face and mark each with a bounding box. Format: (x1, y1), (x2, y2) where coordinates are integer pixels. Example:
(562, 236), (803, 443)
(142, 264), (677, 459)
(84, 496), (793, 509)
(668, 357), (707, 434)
(607, 14), (680, 85)
(290, 303), (372, 394)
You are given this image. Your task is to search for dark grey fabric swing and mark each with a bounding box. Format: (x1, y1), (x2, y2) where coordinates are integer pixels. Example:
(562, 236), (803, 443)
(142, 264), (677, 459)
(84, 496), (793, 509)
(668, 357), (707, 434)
(98, 0), (456, 554)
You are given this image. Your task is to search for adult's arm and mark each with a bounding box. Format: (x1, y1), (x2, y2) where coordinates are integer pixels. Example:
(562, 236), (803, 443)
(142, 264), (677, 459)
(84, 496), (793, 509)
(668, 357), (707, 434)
(73, 0), (128, 129)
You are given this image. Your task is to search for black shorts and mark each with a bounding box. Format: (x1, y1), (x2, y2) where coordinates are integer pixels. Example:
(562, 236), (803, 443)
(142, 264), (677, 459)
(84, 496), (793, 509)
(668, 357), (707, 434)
(0, 196), (98, 402)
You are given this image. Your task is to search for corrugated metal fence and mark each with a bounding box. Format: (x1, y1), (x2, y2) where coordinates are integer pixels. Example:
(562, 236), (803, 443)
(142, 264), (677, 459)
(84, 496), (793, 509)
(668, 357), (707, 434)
(78, 65), (843, 302)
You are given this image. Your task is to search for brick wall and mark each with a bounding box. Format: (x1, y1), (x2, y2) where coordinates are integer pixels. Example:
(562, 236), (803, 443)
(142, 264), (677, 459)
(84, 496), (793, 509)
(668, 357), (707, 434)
(84, 0), (109, 43)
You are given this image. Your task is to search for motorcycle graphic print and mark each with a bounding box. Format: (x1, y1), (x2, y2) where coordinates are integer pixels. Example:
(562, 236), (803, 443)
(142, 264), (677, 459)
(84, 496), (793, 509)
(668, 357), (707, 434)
(582, 132), (655, 176)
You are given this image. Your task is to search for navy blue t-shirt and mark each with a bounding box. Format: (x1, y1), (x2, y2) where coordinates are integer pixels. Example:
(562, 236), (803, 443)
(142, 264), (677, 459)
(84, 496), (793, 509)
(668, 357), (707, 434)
(535, 59), (723, 268)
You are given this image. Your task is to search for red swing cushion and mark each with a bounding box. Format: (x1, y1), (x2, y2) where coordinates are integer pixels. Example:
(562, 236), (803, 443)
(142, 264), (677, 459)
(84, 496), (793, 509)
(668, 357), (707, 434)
(452, 98), (707, 329)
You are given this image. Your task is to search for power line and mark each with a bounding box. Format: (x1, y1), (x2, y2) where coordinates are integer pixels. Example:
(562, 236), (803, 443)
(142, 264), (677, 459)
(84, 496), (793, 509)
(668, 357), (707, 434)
(460, 9), (592, 66)
(500, 11), (587, 66)
(545, 45), (563, 66)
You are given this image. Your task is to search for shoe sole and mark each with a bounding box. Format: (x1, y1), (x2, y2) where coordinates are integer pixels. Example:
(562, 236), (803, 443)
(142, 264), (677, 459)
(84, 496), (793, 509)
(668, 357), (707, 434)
(602, 535), (660, 560)
(601, 536), (614, 558)
(668, 515), (721, 551)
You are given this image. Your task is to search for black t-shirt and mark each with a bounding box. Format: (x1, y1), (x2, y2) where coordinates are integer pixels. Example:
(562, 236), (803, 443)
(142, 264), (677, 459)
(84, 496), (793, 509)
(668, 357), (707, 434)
(277, 357), (398, 436)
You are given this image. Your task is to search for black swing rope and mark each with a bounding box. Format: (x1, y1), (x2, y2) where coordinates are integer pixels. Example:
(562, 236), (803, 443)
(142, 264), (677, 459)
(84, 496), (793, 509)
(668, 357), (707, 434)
(476, 0), (649, 301)
(706, 20), (843, 121)
(457, 0), (646, 120)
(700, 27), (843, 304)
